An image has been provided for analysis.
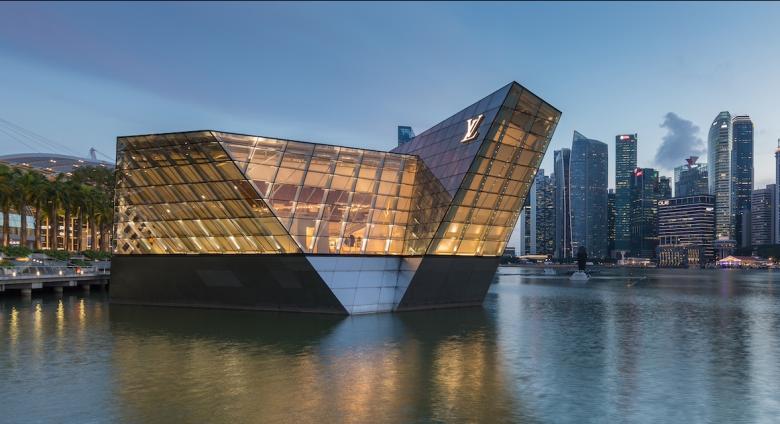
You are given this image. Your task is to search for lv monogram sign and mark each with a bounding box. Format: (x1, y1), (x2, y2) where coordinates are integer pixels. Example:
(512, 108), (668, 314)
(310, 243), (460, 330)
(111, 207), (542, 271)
(460, 114), (484, 143)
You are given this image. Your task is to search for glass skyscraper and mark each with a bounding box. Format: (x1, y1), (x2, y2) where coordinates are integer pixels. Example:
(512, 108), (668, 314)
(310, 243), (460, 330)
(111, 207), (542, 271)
(630, 167), (662, 259)
(530, 169), (554, 256)
(708, 111), (732, 241)
(518, 198), (532, 256)
(554, 148), (572, 259)
(112, 81), (561, 314)
(657, 195), (715, 267)
(751, 185), (775, 246)
(674, 156), (708, 197)
(776, 140), (780, 243)
(659, 176), (672, 200)
(397, 126), (415, 147)
(731, 115), (754, 248)
(608, 189), (615, 258)
(615, 134), (637, 257)
(570, 131), (608, 258)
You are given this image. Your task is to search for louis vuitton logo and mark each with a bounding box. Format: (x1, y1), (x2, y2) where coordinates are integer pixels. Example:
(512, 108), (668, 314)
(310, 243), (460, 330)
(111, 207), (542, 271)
(460, 114), (484, 143)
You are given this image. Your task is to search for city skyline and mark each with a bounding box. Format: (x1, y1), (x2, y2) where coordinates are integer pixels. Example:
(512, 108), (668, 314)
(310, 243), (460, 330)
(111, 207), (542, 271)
(1, 2), (779, 189)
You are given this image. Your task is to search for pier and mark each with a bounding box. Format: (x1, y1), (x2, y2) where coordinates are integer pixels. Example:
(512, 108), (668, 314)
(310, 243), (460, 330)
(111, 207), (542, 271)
(0, 266), (110, 296)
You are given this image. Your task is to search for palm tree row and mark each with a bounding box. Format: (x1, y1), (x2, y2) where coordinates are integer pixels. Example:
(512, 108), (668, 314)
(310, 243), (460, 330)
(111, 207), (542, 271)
(0, 164), (114, 253)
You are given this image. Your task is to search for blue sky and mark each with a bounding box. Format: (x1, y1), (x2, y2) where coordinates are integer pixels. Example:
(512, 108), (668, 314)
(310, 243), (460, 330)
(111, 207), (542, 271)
(1, 2), (779, 188)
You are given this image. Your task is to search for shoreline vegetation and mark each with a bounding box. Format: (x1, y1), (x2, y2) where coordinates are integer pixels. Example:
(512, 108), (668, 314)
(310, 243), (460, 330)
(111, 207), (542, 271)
(0, 163), (114, 257)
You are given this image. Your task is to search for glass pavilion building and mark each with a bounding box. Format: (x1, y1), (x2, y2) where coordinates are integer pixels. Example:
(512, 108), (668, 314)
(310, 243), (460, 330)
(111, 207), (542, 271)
(111, 82), (561, 314)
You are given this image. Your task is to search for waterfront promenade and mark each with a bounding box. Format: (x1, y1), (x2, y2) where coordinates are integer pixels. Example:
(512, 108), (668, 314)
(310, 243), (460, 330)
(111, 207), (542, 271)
(0, 262), (110, 296)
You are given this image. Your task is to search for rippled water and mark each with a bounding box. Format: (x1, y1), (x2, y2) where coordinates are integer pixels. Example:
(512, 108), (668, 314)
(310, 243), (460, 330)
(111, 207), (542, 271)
(1, 268), (779, 423)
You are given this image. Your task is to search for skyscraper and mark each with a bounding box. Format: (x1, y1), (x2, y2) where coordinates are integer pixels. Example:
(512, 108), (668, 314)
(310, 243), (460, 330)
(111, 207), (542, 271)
(615, 134), (637, 258)
(570, 131), (609, 258)
(397, 126), (415, 146)
(608, 189), (615, 258)
(554, 148), (572, 259)
(731, 115), (754, 248)
(659, 176), (672, 200)
(531, 169), (555, 256)
(776, 140), (780, 243)
(657, 195), (715, 267)
(751, 185), (775, 246)
(708, 111), (733, 240)
(518, 198), (532, 256)
(630, 167), (662, 258)
(674, 156), (708, 197)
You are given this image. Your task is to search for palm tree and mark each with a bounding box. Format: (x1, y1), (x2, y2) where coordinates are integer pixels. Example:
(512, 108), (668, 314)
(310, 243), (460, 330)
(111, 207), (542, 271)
(95, 192), (114, 253)
(27, 172), (48, 250)
(61, 180), (81, 252)
(45, 175), (66, 251)
(12, 169), (47, 249)
(0, 164), (12, 248)
(86, 187), (101, 251)
(75, 184), (98, 251)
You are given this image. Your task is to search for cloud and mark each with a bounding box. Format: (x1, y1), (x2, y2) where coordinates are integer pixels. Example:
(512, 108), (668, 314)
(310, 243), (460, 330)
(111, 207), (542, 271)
(654, 112), (705, 169)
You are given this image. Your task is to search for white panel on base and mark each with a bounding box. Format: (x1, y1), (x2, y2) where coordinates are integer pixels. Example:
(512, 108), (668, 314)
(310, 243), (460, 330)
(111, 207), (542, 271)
(306, 256), (422, 314)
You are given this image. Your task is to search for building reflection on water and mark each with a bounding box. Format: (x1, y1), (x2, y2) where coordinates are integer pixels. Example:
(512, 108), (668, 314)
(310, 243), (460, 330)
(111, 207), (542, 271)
(1, 269), (779, 423)
(108, 304), (526, 423)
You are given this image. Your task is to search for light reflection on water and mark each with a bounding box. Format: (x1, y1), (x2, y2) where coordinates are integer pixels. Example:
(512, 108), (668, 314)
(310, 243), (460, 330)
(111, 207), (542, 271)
(0, 268), (779, 423)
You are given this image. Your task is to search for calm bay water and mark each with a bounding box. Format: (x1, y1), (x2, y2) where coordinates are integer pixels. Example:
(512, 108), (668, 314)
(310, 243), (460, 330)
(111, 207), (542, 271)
(1, 268), (779, 423)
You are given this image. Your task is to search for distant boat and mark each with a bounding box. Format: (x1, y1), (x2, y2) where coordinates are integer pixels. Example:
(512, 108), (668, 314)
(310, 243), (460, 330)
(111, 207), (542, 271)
(570, 271), (590, 282)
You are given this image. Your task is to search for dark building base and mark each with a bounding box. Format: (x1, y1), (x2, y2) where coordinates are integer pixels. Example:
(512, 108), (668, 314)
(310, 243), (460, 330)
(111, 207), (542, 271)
(110, 254), (501, 315)
(397, 256), (500, 311)
(111, 254), (348, 314)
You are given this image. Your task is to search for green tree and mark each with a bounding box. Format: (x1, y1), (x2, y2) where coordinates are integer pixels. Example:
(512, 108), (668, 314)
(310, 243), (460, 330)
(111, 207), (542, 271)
(0, 165), (12, 247)
(12, 169), (48, 249)
(44, 174), (66, 251)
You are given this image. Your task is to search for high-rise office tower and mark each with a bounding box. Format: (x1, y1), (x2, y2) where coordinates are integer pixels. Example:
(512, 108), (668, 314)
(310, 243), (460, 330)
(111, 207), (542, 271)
(731, 115), (754, 248)
(751, 185), (775, 246)
(554, 148), (572, 259)
(571, 131), (609, 258)
(531, 169), (555, 256)
(674, 156), (709, 197)
(615, 134), (637, 258)
(657, 195), (715, 267)
(397, 126), (415, 146)
(776, 140), (780, 243)
(630, 167), (662, 258)
(659, 176), (672, 200)
(608, 189), (616, 258)
(708, 111), (733, 240)
(518, 198), (532, 256)
(770, 183), (777, 245)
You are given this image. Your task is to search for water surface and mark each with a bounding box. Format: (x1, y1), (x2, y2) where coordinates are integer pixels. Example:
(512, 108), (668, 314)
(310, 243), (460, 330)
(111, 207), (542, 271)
(1, 268), (779, 423)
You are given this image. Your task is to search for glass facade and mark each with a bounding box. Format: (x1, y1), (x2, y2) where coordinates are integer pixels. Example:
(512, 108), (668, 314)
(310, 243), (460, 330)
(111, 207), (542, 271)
(570, 131), (608, 258)
(607, 189), (615, 257)
(731, 115), (753, 248)
(615, 134), (637, 255)
(397, 126), (415, 147)
(553, 148), (572, 259)
(674, 158), (708, 198)
(393, 83), (560, 256)
(531, 169), (554, 256)
(751, 185), (775, 246)
(708, 111), (732, 240)
(657, 195), (715, 267)
(630, 167), (662, 259)
(115, 82), (561, 259)
(114, 131), (301, 255)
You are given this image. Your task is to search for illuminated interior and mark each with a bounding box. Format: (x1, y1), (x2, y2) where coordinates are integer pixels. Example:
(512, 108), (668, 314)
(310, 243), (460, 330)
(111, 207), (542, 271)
(114, 82), (560, 257)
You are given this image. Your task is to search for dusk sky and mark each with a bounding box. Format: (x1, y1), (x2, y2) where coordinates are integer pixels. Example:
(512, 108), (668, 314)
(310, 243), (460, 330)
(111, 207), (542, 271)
(1, 2), (779, 189)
